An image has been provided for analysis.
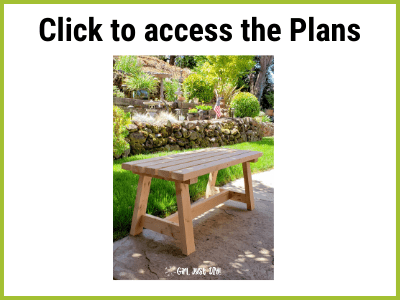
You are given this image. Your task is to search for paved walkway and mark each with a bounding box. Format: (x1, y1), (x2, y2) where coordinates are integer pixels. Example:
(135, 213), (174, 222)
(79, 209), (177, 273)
(113, 170), (274, 280)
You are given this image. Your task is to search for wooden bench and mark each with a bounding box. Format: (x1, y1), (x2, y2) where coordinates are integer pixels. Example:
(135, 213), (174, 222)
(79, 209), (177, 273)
(122, 147), (263, 255)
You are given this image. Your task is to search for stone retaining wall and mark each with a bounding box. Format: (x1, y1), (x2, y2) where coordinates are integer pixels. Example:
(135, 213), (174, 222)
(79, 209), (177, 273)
(261, 122), (274, 137)
(125, 117), (264, 156)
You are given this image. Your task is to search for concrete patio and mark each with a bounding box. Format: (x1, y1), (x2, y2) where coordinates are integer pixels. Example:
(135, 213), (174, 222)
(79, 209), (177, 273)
(113, 170), (274, 280)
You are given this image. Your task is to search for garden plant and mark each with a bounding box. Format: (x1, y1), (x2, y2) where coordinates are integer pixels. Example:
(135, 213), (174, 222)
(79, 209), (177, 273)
(113, 105), (131, 158)
(195, 104), (213, 111)
(231, 92), (261, 118)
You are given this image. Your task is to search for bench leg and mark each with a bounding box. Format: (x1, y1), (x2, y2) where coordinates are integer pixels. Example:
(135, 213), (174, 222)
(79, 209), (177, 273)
(130, 175), (152, 236)
(205, 170), (219, 198)
(175, 182), (196, 255)
(242, 162), (255, 211)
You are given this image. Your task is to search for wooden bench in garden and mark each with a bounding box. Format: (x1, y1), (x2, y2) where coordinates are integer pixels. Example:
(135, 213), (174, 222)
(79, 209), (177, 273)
(122, 148), (263, 255)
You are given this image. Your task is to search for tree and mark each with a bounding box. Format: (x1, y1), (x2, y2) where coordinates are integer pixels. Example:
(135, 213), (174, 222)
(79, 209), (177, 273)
(198, 56), (255, 102)
(260, 62), (274, 109)
(249, 55), (274, 103)
(169, 55), (176, 65)
(200, 55), (255, 93)
(175, 55), (198, 69)
(265, 91), (274, 109)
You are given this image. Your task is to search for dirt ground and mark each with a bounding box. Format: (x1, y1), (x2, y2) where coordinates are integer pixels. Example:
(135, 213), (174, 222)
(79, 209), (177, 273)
(113, 171), (274, 280)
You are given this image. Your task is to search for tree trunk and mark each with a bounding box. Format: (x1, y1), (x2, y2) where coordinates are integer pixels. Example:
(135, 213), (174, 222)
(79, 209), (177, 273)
(249, 66), (256, 94)
(252, 56), (273, 103)
(169, 55), (176, 65)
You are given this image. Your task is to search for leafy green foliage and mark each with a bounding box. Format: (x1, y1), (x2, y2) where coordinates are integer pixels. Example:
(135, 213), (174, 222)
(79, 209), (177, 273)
(255, 115), (271, 123)
(164, 78), (180, 102)
(154, 55), (168, 62)
(215, 82), (242, 105)
(231, 92), (260, 118)
(126, 73), (158, 93)
(113, 106), (131, 158)
(265, 91), (274, 108)
(192, 55), (208, 71)
(175, 56), (198, 69)
(201, 55), (255, 87)
(113, 85), (124, 98)
(114, 55), (142, 76)
(262, 115), (271, 122)
(195, 105), (212, 111)
(183, 73), (215, 102)
(188, 108), (198, 114)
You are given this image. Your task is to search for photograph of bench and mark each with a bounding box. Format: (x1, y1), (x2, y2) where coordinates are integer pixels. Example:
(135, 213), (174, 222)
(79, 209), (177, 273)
(122, 147), (263, 255)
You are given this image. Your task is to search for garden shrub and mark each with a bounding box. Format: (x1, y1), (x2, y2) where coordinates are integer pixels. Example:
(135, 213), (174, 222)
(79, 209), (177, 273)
(113, 106), (131, 158)
(231, 92), (260, 118)
(195, 105), (212, 111)
(215, 83), (242, 106)
(114, 55), (142, 76)
(164, 79), (180, 102)
(113, 85), (125, 98)
(255, 115), (271, 123)
(183, 73), (215, 103)
(262, 115), (271, 122)
(265, 91), (274, 108)
(126, 73), (158, 94)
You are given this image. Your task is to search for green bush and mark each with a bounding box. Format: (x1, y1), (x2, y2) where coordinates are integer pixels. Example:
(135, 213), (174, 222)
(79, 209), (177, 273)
(266, 92), (274, 108)
(195, 105), (212, 111)
(188, 108), (198, 114)
(114, 55), (142, 76)
(183, 73), (215, 103)
(164, 79), (180, 102)
(113, 85), (124, 98)
(126, 73), (158, 94)
(262, 115), (271, 122)
(255, 115), (271, 123)
(231, 92), (260, 118)
(113, 106), (131, 158)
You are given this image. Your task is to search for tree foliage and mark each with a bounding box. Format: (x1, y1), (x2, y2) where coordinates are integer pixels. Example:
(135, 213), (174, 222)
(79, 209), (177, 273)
(175, 55), (198, 69)
(249, 56), (274, 103)
(200, 55), (255, 87)
(265, 91), (274, 109)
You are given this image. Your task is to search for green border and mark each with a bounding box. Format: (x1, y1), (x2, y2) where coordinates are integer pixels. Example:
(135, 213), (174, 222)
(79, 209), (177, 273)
(1, 1), (397, 297)
(1, 2), (4, 297)
(0, 1), (399, 3)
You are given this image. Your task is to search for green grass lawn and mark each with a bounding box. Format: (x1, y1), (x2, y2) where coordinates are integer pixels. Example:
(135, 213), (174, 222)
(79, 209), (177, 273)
(113, 137), (274, 241)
